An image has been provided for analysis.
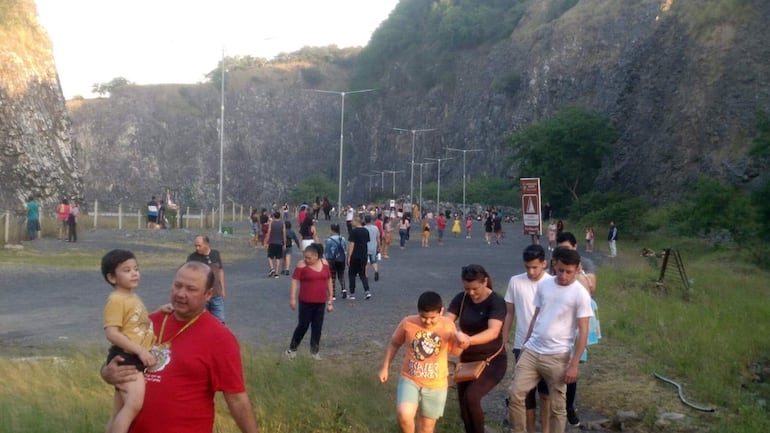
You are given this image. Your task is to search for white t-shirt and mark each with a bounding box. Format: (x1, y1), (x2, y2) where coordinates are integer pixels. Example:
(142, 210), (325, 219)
(504, 271), (551, 349)
(524, 276), (593, 355)
(345, 208), (355, 222)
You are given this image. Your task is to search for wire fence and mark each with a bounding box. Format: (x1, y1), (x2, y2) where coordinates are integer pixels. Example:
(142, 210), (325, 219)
(2, 200), (252, 245)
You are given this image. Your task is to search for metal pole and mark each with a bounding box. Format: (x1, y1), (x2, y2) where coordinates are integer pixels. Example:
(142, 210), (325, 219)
(304, 88), (376, 218)
(446, 148), (482, 217)
(393, 128), (436, 206)
(218, 48), (225, 235)
(426, 157), (453, 216)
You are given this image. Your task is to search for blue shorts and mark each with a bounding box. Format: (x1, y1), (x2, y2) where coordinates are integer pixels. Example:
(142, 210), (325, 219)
(397, 377), (447, 420)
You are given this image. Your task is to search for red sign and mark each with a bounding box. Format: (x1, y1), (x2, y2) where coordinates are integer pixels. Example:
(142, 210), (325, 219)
(520, 178), (541, 236)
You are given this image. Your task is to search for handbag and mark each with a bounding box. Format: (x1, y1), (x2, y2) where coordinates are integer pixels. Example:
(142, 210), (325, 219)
(452, 293), (504, 383)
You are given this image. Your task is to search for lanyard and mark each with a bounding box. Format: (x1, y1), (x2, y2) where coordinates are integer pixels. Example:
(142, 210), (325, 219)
(156, 312), (203, 346)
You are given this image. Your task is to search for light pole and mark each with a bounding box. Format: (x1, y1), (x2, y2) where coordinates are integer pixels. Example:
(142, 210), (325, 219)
(411, 161), (434, 215)
(372, 170), (386, 192)
(305, 88), (376, 219)
(382, 170), (404, 195)
(425, 157), (454, 215)
(392, 128), (436, 207)
(446, 147), (483, 217)
(361, 173), (378, 200)
(218, 48), (225, 235)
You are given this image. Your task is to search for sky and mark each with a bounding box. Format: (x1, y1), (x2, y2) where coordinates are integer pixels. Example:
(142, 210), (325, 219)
(35, 0), (400, 99)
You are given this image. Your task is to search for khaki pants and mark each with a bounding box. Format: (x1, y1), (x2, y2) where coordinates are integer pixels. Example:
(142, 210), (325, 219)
(508, 349), (570, 433)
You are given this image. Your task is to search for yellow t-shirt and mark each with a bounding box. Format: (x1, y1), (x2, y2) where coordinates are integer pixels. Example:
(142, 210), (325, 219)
(103, 291), (155, 350)
(392, 315), (457, 389)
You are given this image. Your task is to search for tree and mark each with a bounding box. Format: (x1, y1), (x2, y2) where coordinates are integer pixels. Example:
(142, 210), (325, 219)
(289, 175), (336, 205)
(510, 106), (618, 210)
(91, 77), (132, 97)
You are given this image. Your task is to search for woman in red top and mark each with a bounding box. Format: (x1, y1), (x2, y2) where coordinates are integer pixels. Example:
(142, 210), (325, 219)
(285, 243), (333, 360)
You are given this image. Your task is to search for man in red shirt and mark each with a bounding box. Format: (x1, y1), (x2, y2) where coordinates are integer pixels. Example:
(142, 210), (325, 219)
(102, 262), (260, 433)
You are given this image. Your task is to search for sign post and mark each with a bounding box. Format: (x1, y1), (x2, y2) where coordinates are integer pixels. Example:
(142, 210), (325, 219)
(520, 178), (542, 238)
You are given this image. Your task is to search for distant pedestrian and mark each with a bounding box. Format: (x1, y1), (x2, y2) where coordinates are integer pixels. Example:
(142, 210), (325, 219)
(547, 221), (557, 251)
(299, 214), (317, 250)
(345, 204), (355, 236)
(146, 196), (159, 229)
(381, 216), (393, 258)
(346, 217), (371, 300)
(187, 235), (227, 323)
(493, 212), (503, 245)
(67, 200), (79, 242)
(398, 216), (410, 250)
(23, 195), (40, 240)
(436, 213), (447, 245)
(265, 212), (286, 278)
(421, 215), (431, 248)
(483, 211), (494, 245)
(283, 221), (301, 276)
(285, 243), (333, 361)
(364, 214), (381, 282)
(56, 198), (70, 240)
(585, 227), (595, 253)
(608, 221), (618, 258)
(465, 215), (473, 239)
(324, 223), (347, 300)
(452, 214), (461, 238)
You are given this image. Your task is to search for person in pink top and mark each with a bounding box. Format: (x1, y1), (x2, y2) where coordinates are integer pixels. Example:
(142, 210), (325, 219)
(379, 291), (464, 433)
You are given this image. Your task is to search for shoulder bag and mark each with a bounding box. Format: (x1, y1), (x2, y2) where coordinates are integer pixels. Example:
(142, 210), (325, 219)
(453, 293), (504, 383)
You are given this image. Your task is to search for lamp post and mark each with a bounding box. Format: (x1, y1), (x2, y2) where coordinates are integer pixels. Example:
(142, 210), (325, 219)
(382, 170), (404, 195)
(446, 147), (483, 217)
(305, 88), (376, 219)
(411, 161), (435, 215)
(218, 48), (225, 235)
(372, 170), (386, 192)
(392, 128), (436, 207)
(425, 157), (454, 215)
(361, 173), (378, 200)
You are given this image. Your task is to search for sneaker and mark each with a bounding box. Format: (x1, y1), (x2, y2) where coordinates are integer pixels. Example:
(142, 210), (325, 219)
(268, 269), (275, 277)
(274, 273), (279, 279)
(348, 295), (356, 300)
(374, 271), (379, 282)
(284, 270), (290, 275)
(332, 295), (336, 301)
(365, 292), (371, 300)
(284, 349), (296, 360)
(311, 353), (322, 361)
(567, 408), (580, 427)
(341, 290), (348, 299)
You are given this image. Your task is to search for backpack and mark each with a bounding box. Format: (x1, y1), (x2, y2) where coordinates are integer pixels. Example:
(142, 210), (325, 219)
(330, 238), (346, 263)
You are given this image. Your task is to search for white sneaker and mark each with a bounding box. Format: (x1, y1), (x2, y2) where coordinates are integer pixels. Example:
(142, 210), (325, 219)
(348, 295), (356, 300)
(284, 349), (296, 360)
(365, 292), (372, 300)
(311, 353), (322, 361)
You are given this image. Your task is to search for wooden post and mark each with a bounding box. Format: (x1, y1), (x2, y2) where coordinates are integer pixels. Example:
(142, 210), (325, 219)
(118, 203), (123, 230)
(4, 211), (9, 244)
(93, 200), (99, 229)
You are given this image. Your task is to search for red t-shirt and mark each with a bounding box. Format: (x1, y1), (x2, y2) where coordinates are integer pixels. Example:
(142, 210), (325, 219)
(130, 312), (245, 433)
(292, 263), (331, 304)
(436, 216), (447, 230)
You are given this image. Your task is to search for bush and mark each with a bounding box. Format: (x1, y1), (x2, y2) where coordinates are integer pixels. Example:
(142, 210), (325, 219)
(568, 191), (647, 240)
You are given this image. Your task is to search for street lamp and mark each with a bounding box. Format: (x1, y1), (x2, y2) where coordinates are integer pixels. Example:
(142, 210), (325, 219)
(361, 173), (378, 200)
(446, 147), (483, 217)
(411, 161), (434, 215)
(425, 157), (454, 215)
(392, 128), (436, 207)
(382, 169), (404, 195)
(372, 170), (386, 192)
(305, 88), (376, 218)
(218, 49), (225, 235)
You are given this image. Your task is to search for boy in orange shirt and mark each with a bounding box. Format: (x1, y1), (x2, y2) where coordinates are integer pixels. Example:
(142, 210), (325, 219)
(379, 291), (465, 433)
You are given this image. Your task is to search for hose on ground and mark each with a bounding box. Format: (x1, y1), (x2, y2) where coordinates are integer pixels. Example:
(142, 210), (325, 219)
(654, 372), (716, 412)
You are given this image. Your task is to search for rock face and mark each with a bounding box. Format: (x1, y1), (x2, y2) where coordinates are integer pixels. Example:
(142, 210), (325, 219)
(7, 0), (770, 212)
(0, 0), (81, 212)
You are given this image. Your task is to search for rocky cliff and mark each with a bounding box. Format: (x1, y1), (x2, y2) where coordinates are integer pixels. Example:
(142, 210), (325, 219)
(29, 0), (770, 210)
(0, 0), (81, 212)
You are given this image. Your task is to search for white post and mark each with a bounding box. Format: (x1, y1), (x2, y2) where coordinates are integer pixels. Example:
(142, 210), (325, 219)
(118, 203), (123, 230)
(200, 208), (205, 229)
(4, 211), (9, 244)
(231, 201), (235, 223)
(93, 200), (99, 229)
(239, 204), (243, 222)
(138, 209), (141, 230)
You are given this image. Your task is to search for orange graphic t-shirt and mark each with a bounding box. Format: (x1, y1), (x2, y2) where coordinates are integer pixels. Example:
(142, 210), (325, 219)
(392, 316), (457, 389)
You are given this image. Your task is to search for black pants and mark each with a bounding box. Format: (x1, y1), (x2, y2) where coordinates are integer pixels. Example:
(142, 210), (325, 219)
(329, 261), (345, 295)
(68, 222), (77, 242)
(348, 258), (369, 295)
(289, 301), (325, 354)
(456, 353), (508, 433)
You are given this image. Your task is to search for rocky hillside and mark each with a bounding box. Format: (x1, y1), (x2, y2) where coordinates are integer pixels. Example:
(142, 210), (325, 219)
(0, 0), (81, 212)
(6, 0), (770, 212)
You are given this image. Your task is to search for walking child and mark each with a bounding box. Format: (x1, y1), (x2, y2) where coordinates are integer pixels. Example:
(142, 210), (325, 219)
(101, 249), (157, 433)
(378, 291), (464, 433)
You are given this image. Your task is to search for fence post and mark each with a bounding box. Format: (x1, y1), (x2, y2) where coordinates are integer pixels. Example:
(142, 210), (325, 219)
(118, 203), (123, 230)
(138, 209), (141, 230)
(4, 211), (8, 244)
(200, 208), (204, 229)
(93, 200), (99, 229)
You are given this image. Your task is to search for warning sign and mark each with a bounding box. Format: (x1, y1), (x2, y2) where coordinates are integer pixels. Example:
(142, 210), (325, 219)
(520, 178), (541, 236)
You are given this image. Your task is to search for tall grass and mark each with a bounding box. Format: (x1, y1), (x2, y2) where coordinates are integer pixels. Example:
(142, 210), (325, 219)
(590, 237), (770, 432)
(0, 345), (466, 433)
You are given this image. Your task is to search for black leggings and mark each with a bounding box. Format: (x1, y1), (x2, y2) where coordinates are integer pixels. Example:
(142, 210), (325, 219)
(329, 261), (345, 295)
(347, 258), (369, 294)
(456, 353), (507, 433)
(289, 301), (325, 354)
